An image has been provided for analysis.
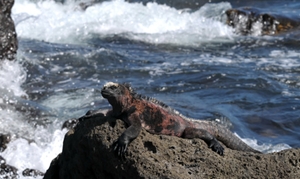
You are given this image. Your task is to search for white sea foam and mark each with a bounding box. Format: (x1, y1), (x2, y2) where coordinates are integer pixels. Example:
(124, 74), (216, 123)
(0, 80), (69, 178)
(235, 133), (292, 153)
(0, 128), (67, 179)
(0, 60), (34, 141)
(0, 59), (54, 178)
(0, 60), (27, 97)
(0, 32), (61, 178)
(12, 0), (234, 45)
(1, 1), (295, 178)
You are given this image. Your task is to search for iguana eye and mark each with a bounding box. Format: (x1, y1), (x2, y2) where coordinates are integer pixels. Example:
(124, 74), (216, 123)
(109, 85), (117, 90)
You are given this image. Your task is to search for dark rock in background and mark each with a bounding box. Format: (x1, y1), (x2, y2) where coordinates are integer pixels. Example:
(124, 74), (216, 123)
(226, 7), (300, 35)
(22, 168), (44, 177)
(0, 0), (19, 176)
(0, 0), (18, 60)
(0, 155), (18, 179)
(44, 115), (300, 179)
(0, 133), (11, 152)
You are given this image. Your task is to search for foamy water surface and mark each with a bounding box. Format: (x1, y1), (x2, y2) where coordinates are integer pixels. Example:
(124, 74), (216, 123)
(1, 0), (300, 178)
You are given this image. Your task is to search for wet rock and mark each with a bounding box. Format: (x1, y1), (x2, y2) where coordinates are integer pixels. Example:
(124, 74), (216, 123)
(62, 109), (107, 130)
(62, 118), (79, 130)
(44, 115), (300, 179)
(0, 134), (11, 152)
(44, 154), (60, 179)
(0, 155), (18, 179)
(22, 168), (44, 177)
(0, 0), (18, 60)
(226, 7), (300, 35)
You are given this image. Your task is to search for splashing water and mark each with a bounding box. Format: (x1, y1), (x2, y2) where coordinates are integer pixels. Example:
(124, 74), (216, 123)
(0, 1), (295, 178)
(13, 0), (234, 45)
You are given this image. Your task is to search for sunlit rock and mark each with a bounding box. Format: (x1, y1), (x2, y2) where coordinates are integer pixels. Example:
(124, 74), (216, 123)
(45, 114), (300, 179)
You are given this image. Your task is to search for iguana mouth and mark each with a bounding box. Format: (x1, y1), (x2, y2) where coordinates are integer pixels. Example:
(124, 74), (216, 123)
(101, 89), (112, 99)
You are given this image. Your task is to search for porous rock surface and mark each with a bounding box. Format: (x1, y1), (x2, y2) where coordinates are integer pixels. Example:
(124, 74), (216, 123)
(44, 114), (300, 179)
(0, 0), (18, 60)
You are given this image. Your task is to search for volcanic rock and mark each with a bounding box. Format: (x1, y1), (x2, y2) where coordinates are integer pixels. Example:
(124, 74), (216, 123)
(22, 168), (44, 177)
(61, 118), (79, 130)
(226, 7), (300, 35)
(0, 133), (11, 152)
(44, 114), (300, 179)
(0, 0), (18, 60)
(0, 155), (18, 179)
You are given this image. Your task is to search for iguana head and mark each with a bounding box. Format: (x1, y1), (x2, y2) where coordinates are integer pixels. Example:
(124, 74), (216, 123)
(101, 82), (134, 111)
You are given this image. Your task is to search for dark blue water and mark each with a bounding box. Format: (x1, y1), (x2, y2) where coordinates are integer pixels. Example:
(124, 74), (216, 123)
(18, 0), (300, 147)
(20, 33), (300, 147)
(1, 0), (300, 175)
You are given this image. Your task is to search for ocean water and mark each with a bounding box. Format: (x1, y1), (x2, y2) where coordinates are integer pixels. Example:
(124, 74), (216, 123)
(1, 0), (300, 177)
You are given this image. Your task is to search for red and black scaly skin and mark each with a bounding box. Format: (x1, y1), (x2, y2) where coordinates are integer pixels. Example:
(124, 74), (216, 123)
(101, 82), (261, 157)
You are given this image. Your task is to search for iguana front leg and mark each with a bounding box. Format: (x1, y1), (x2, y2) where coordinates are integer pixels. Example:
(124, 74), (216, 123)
(183, 127), (224, 155)
(113, 114), (141, 158)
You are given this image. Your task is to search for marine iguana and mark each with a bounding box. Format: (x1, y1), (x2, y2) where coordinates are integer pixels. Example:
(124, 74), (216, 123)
(101, 82), (260, 156)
